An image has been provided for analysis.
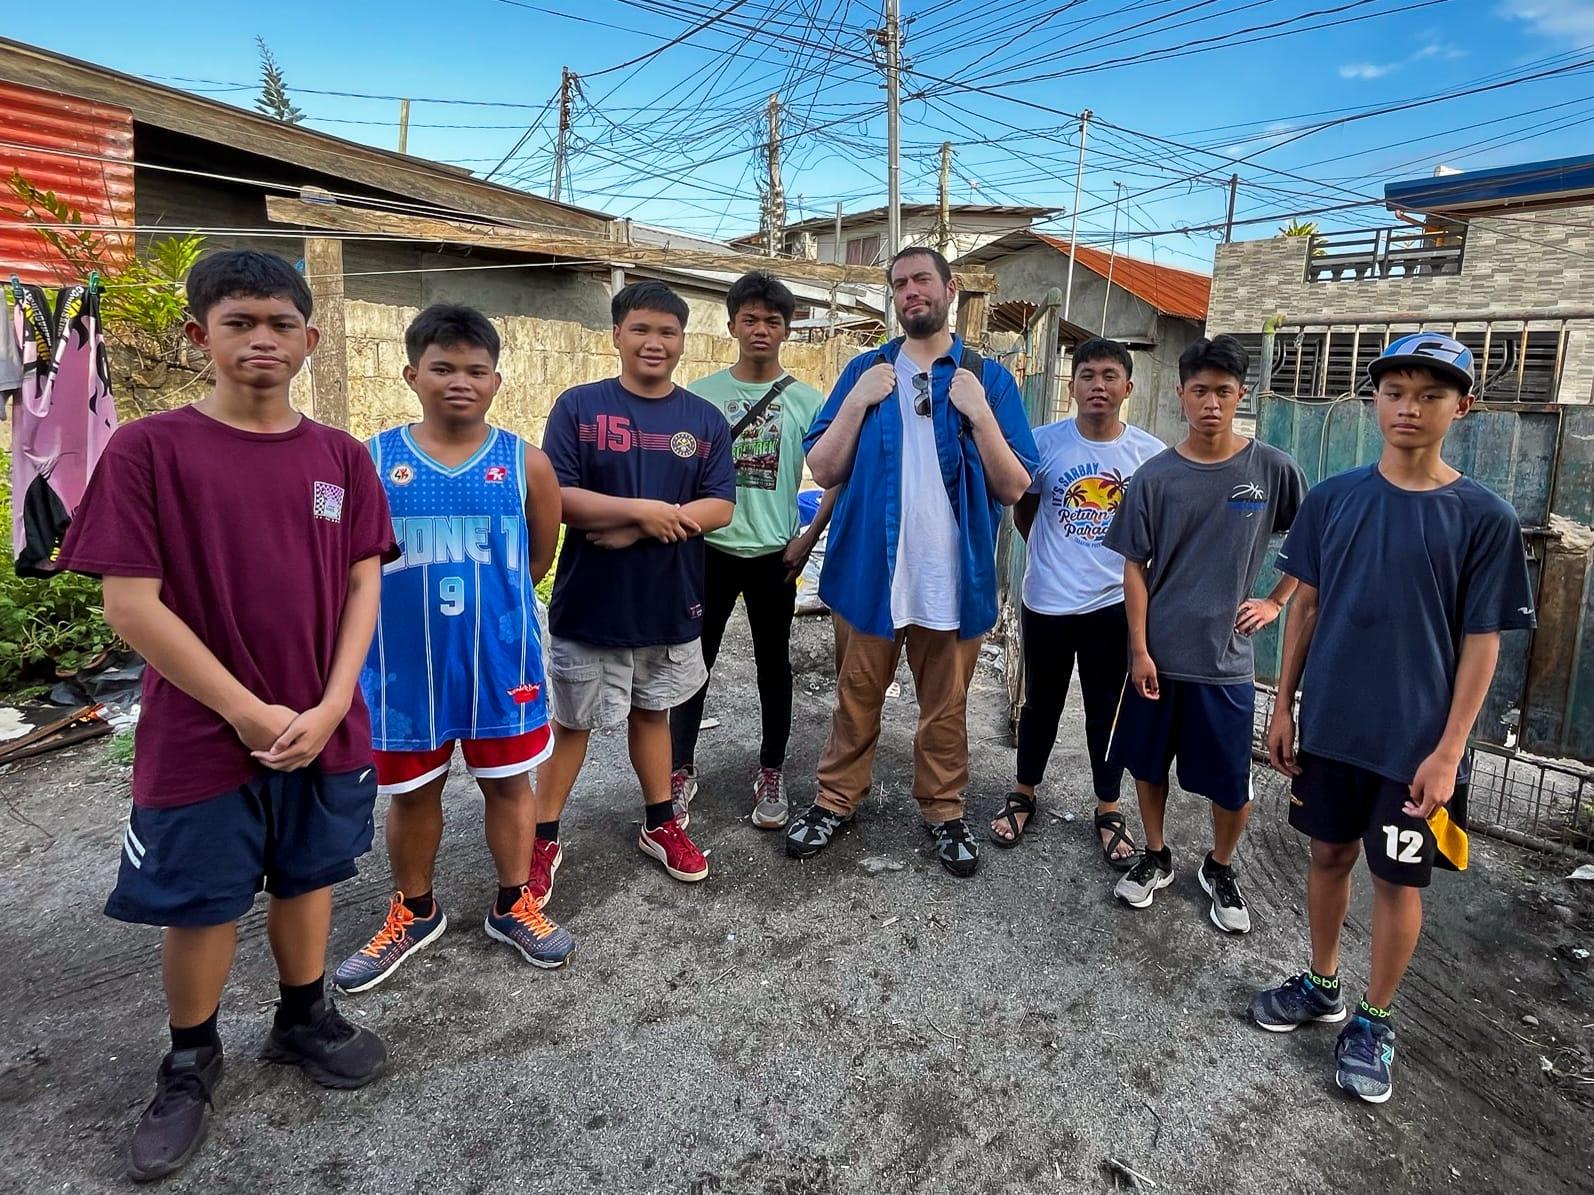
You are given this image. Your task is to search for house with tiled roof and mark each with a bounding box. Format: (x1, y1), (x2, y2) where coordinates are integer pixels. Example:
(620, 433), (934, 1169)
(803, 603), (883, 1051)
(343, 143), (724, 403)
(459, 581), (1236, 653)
(955, 230), (1210, 440)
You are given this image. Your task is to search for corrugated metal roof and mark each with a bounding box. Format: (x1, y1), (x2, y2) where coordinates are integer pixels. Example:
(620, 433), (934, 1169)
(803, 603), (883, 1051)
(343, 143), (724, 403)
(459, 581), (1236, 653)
(0, 79), (133, 285)
(1031, 234), (1211, 322)
(1384, 154), (1594, 215)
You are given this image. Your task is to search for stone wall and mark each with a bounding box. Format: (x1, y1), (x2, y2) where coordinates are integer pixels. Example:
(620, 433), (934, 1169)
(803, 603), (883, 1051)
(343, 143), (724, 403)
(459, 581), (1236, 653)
(339, 300), (862, 441)
(1208, 206), (1594, 402)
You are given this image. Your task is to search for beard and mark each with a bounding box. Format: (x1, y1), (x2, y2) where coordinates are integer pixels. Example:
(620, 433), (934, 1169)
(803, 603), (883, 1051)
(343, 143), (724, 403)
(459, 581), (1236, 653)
(899, 296), (950, 337)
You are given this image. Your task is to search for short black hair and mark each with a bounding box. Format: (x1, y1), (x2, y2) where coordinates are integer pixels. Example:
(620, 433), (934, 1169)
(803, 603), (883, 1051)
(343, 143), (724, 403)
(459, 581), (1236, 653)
(726, 271), (796, 325)
(1072, 337), (1133, 378)
(186, 249), (313, 324)
(404, 303), (501, 366)
(1178, 335), (1251, 386)
(886, 245), (952, 285)
(612, 280), (689, 328)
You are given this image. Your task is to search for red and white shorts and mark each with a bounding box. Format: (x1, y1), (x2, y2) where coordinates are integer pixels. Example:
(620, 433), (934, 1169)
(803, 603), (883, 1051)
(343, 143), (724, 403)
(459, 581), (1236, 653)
(372, 727), (554, 796)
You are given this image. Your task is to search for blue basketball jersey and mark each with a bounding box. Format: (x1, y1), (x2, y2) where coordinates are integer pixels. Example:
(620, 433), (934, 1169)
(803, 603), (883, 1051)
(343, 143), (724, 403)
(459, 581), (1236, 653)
(360, 425), (549, 750)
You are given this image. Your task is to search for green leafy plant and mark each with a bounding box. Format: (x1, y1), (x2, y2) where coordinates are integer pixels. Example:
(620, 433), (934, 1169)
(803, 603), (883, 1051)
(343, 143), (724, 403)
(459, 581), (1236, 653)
(108, 729), (136, 767)
(3, 170), (205, 359)
(1279, 219), (1320, 238)
(0, 451), (120, 692)
(255, 37), (305, 124)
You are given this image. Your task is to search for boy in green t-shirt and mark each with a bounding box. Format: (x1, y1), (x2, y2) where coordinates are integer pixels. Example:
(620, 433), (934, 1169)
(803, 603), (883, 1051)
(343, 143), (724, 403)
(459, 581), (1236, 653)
(669, 271), (835, 830)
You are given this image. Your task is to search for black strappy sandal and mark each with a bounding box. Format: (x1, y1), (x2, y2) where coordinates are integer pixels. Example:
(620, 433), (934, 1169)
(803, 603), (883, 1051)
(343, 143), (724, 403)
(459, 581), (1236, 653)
(989, 791), (1036, 849)
(1094, 809), (1138, 871)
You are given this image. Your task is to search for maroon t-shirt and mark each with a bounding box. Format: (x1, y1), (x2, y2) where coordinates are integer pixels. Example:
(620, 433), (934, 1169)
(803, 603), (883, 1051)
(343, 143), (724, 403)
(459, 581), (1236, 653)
(56, 406), (395, 809)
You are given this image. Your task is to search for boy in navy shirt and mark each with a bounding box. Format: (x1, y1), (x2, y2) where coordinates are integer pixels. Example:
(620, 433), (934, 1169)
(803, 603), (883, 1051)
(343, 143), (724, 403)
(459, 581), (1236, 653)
(55, 251), (393, 1180)
(533, 282), (735, 897)
(1251, 334), (1535, 1104)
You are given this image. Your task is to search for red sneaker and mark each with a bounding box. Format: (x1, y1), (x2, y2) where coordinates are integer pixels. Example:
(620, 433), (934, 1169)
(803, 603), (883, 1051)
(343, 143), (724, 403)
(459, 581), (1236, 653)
(638, 819), (709, 882)
(529, 838), (562, 909)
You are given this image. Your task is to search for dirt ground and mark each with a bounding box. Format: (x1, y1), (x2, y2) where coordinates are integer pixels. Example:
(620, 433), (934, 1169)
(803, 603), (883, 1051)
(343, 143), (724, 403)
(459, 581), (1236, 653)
(1, 611), (1591, 1194)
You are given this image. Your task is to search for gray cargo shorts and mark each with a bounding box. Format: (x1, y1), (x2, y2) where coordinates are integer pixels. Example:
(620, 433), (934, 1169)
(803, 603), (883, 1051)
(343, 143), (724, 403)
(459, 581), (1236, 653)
(545, 634), (707, 730)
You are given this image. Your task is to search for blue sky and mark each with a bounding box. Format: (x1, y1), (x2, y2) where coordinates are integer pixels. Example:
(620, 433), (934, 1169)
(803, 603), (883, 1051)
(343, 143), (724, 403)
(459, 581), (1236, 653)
(7, 0), (1593, 270)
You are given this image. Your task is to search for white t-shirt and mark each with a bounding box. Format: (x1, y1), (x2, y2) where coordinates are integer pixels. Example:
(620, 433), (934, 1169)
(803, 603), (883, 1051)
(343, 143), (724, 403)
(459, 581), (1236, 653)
(1022, 418), (1164, 616)
(890, 352), (961, 630)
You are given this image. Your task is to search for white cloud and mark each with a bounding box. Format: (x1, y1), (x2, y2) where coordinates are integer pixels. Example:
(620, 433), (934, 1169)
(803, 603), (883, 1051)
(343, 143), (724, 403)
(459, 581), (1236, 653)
(1499, 0), (1594, 40)
(1414, 41), (1469, 58)
(1339, 62), (1394, 78)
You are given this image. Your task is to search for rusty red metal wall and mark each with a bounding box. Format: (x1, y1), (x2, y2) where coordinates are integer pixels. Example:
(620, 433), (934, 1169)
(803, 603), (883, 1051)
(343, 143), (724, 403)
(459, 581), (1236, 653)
(0, 80), (134, 285)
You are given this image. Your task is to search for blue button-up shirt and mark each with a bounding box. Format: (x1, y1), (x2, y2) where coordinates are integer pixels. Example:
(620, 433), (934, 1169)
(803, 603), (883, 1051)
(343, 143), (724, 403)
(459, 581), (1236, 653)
(803, 336), (1039, 640)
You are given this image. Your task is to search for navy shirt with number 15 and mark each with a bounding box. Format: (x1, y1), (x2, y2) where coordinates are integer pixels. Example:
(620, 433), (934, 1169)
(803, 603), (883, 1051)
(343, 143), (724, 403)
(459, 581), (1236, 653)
(542, 378), (736, 648)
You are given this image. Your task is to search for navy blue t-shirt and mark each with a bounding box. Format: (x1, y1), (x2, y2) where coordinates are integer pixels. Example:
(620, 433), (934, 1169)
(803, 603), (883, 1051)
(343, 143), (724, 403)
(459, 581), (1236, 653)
(1277, 464), (1536, 785)
(543, 378), (736, 647)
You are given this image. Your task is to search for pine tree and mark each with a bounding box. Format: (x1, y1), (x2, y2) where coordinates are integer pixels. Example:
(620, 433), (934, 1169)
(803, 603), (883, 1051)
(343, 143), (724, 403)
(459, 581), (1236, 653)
(254, 37), (304, 125)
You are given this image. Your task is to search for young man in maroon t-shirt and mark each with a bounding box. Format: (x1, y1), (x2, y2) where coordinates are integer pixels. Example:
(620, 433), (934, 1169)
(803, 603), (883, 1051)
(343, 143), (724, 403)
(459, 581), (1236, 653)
(55, 251), (395, 1182)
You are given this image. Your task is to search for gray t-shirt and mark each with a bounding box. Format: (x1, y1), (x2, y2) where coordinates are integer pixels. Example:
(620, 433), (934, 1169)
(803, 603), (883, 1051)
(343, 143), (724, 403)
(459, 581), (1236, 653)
(1105, 440), (1306, 683)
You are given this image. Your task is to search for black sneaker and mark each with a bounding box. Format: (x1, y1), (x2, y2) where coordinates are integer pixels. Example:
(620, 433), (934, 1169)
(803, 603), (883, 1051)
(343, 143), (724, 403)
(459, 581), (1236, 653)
(260, 998), (387, 1089)
(785, 803), (852, 859)
(1249, 972), (1348, 1032)
(126, 1046), (224, 1182)
(926, 817), (979, 878)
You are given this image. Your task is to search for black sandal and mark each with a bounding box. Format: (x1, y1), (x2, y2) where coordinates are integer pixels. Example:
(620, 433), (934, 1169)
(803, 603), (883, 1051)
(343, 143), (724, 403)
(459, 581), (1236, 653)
(989, 791), (1036, 849)
(1094, 809), (1137, 871)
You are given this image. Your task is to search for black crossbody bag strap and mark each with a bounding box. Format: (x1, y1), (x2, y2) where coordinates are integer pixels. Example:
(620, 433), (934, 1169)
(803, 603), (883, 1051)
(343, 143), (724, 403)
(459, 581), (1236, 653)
(728, 374), (796, 439)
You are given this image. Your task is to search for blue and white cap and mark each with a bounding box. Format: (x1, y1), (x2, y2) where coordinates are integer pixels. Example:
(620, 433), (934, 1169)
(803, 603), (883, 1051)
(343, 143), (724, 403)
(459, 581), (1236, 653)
(1367, 332), (1475, 392)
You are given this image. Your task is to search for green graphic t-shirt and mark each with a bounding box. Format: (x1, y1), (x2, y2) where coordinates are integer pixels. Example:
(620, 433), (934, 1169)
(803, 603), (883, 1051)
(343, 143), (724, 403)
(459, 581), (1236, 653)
(689, 367), (825, 557)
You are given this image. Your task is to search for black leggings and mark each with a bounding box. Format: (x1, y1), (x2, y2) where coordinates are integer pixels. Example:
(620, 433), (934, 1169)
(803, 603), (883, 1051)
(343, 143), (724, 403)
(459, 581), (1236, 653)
(1015, 602), (1129, 799)
(670, 545), (796, 772)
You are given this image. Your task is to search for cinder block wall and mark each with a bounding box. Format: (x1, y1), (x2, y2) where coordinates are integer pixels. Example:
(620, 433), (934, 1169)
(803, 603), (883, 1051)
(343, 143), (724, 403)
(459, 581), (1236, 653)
(1208, 206), (1594, 402)
(338, 300), (861, 441)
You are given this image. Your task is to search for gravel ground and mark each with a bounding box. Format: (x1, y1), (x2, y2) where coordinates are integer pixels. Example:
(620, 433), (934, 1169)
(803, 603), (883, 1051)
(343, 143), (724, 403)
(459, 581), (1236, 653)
(1, 611), (1591, 1194)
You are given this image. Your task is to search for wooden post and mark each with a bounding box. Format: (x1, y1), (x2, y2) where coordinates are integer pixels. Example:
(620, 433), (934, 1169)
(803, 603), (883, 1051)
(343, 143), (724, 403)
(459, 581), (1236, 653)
(956, 287), (989, 352)
(305, 237), (348, 429)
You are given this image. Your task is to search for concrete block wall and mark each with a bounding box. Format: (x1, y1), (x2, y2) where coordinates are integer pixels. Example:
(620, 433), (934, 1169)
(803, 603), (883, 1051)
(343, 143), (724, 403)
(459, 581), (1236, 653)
(1208, 205), (1594, 402)
(338, 300), (859, 442)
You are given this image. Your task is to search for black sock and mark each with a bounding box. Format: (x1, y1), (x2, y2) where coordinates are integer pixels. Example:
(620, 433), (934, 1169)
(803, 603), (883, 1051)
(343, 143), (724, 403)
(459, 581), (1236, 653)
(1308, 966), (1340, 992)
(1204, 852), (1231, 874)
(1147, 844), (1172, 868)
(496, 884), (524, 916)
(644, 800), (674, 831)
(1358, 997), (1393, 1026)
(170, 1006), (221, 1055)
(402, 890), (435, 919)
(275, 975), (325, 1029)
(536, 820), (560, 843)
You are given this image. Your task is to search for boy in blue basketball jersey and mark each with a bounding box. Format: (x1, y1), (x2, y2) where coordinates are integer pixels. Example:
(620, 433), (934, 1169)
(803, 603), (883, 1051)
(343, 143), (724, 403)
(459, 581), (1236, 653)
(335, 305), (574, 993)
(1251, 335), (1535, 1104)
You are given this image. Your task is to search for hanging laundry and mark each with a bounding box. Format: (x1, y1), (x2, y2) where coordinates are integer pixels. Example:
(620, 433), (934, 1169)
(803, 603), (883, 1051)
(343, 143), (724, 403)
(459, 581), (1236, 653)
(0, 287), (23, 408)
(8, 278), (119, 576)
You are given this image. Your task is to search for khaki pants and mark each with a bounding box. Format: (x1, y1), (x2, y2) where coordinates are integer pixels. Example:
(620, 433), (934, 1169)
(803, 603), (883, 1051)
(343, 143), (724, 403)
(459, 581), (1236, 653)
(815, 616), (984, 824)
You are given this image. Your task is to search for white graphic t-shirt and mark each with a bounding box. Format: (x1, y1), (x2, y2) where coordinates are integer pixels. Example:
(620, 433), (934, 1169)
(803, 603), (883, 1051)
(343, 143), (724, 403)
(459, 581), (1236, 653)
(1022, 418), (1163, 616)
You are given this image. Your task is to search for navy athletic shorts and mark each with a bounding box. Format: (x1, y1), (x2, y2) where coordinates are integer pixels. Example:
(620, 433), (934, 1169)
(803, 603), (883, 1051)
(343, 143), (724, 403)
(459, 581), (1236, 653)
(107, 765), (378, 928)
(1106, 678), (1254, 811)
(1289, 750), (1468, 888)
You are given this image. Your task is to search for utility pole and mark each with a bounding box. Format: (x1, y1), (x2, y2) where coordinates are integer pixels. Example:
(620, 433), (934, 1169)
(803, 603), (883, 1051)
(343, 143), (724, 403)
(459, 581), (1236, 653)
(1102, 181), (1124, 332)
(1223, 173), (1239, 243)
(936, 141), (953, 255)
(397, 99), (411, 154)
(761, 93), (786, 257)
(874, 0), (903, 334)
(551, 67), (574, 205)
(826, 200), (844, 333)
(1062, 108), (1091, 322)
